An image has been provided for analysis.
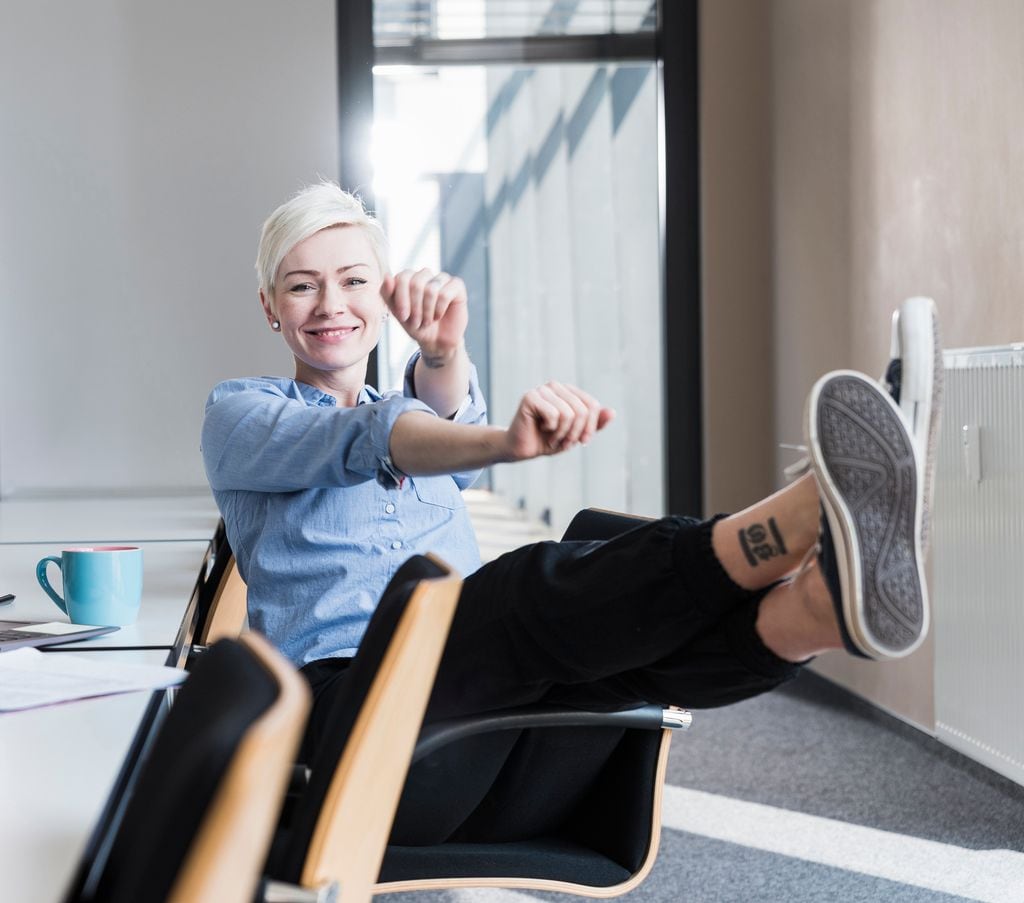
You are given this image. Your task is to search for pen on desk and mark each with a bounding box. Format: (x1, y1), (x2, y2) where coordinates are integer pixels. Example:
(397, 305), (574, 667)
(0, 593), (14, 605)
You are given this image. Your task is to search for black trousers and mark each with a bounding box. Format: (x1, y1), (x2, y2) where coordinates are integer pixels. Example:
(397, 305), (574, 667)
(301, 515), (804, 844)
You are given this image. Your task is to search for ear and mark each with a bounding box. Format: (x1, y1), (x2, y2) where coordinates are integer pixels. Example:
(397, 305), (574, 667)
(259, 290), (276, 328)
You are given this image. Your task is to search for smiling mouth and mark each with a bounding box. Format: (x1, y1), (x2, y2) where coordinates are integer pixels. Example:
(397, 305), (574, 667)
(307, 325), (358, 338)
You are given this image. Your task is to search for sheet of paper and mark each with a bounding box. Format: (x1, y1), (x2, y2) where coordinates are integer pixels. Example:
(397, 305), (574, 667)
(9, 621), (103, 636)
(0, 647), (185, 712)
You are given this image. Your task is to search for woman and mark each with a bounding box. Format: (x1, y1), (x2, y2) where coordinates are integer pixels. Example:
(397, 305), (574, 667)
(202, 181), (938, 748)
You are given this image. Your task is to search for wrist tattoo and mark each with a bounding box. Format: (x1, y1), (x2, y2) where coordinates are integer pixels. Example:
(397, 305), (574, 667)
(421, 351), (450, 369)
(738, 517), (788, 567)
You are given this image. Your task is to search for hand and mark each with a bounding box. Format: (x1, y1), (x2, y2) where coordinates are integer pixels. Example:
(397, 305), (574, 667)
(381, 269), (469, 361)
(504, 382), (615, 462)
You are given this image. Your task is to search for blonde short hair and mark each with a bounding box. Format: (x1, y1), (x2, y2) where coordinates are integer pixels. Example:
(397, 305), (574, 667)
(256, 182), (389, 309)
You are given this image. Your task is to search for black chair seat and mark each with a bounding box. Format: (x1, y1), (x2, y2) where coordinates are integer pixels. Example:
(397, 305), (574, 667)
(380, 719), (664, 885)
(381, 837), (632, 887)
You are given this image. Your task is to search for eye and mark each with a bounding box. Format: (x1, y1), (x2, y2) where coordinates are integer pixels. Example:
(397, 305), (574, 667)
(345, 277), (368, 287)
(288, 282), (316, 294)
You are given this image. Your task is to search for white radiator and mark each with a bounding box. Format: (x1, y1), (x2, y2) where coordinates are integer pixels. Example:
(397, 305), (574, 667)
(932, 344), (1024, 786)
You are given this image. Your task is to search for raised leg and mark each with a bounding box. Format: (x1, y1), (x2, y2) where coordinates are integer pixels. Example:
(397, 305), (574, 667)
(709, 472), (843, 662)
(754, 563), (841, 662)
(747, 358), (937, 663)
(710, 473), (820, 590)
(713, 295), (941, 663)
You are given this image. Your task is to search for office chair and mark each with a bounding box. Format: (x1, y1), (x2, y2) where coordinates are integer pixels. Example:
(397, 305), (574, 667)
(79, 633), (313, 903)
(267, 554), (463, 903)
(368, 508), (690, 898)
(273, 509), (689, 899)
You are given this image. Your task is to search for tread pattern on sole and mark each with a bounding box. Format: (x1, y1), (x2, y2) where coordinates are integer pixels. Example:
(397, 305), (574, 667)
(816, 375), (923, 653)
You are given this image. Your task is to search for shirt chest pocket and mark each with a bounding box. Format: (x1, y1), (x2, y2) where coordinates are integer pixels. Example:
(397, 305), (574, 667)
(410, 475), (466, 511)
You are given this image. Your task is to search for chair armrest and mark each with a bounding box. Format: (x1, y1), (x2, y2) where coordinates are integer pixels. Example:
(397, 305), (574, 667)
(288, 764), (311, 796)
(412, 703), (690, 764)
(561, 508), (654, 542)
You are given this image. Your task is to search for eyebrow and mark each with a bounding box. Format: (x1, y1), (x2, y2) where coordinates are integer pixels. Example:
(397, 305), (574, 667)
(282, 263), (371, 280)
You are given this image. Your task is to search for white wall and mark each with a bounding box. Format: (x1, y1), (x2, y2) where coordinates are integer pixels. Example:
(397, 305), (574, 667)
(0, 0), (338, 495)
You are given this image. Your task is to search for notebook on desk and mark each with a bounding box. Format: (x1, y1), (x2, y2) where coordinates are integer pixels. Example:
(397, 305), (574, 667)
(0, 620), (118, 651)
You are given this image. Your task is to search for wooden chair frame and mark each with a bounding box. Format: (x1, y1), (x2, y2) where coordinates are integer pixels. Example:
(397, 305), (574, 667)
(198, 552), (248, 645)
(295, 555), (463, 903)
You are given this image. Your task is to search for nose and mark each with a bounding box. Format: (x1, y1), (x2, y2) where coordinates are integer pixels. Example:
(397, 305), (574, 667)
(314, 282), (346, 317)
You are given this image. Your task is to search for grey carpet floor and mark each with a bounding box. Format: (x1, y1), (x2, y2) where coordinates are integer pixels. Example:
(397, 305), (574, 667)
(378, 671), (1024, 902)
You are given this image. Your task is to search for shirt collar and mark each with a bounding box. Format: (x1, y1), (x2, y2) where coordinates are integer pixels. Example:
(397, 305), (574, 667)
(293, 380), (382, 408)
(358, 385), (383, 405)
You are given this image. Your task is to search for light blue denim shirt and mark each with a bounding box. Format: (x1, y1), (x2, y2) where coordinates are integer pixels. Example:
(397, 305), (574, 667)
(201, 354), (486, 665)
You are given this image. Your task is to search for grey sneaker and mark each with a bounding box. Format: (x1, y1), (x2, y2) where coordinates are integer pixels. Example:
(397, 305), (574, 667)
(807, 371), (928, 659)
(883, 297), (943, 553)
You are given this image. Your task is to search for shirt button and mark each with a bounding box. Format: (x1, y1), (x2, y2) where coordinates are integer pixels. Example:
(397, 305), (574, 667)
(391, 540), (403, 550)
(385, 503), (396, 514)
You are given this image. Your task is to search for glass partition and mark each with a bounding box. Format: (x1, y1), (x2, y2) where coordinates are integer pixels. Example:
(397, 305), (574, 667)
(370, 0), (663, 528)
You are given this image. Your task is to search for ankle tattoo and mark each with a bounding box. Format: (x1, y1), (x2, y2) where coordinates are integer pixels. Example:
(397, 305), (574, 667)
(738, 518), (788, 566)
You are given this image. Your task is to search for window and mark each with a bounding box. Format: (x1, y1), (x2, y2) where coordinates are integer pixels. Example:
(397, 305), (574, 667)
(356, 0), (671, 524)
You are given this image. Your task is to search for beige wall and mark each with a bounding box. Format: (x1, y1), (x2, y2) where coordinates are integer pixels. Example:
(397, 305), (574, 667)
(702, 0), (1024, 730)
(700, 0), (776, 515)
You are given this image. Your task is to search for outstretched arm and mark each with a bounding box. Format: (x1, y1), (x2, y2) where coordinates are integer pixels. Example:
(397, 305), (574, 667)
(389, 382), (615, 476)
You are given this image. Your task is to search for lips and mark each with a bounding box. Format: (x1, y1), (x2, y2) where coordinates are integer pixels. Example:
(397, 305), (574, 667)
(306, 325), (358, 340)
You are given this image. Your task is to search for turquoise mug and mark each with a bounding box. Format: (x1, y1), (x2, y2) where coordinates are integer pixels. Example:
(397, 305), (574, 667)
(36, 546), (144, 626)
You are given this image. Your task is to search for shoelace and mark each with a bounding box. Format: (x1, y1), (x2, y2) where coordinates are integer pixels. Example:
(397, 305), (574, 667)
(780, 443), (810, 482)
(792, 539), (821, 582)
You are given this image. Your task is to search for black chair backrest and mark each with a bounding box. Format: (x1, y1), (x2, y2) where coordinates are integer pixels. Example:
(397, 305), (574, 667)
(87, 639), (280, 903)
(272, 554), (450, 883)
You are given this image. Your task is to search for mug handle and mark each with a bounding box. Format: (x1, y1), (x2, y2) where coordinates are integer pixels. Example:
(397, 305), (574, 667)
(36, 556), (68, 615)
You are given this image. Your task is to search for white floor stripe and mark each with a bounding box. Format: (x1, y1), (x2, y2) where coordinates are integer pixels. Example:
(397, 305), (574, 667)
(449, 890), (542, 903)
(662, 785), (1024, 903)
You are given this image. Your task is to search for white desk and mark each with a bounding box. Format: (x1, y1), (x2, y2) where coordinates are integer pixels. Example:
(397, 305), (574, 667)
(0, 651), (174, 903)
(0, 541), (211, 650)
(0, 494), (220, 545)
(0, 497), (220, 902)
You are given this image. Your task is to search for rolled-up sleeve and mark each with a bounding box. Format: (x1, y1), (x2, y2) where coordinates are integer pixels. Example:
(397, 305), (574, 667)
(401, 352), (489, 489)
(202, 381), (434, 492)
(402, 351), (488, 426)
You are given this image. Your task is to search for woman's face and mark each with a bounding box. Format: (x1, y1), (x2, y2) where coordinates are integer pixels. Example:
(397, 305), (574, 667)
(264, 225), (386, 389)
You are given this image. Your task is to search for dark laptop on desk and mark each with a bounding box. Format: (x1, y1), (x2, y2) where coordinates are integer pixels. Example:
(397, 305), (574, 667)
(0, 619), (118, 651)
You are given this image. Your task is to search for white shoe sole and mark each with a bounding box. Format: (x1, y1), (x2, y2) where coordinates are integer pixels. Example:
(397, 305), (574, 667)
(807, 371), (928, 659)
(891, 296), (943, 552)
